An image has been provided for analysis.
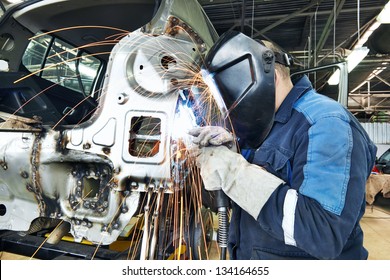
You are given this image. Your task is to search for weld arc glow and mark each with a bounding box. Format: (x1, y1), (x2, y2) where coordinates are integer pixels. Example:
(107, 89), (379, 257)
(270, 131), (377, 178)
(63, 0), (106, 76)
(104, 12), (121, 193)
(172, 102), (197, 140)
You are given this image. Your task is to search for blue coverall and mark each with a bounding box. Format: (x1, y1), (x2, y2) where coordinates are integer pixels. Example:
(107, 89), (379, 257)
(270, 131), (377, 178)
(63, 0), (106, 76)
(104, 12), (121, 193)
(229, 75), (377, 260)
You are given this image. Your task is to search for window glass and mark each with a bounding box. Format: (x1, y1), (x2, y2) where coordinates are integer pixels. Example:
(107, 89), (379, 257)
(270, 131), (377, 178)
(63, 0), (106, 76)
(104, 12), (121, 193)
(22, 34), (51, 73)
(42, 38), (77, 86)
(22, 34), (101, 96)
(78, 52), (100, 94)
(380, 150), (390, 162)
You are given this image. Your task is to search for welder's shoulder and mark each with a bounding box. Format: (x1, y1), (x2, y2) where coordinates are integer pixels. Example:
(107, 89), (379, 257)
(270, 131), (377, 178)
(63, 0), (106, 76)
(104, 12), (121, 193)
(293, 90), (350, 125)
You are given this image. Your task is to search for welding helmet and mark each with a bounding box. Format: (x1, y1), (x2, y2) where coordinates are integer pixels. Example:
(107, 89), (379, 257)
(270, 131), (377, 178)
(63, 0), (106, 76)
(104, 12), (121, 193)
(202, 30), (283, 149)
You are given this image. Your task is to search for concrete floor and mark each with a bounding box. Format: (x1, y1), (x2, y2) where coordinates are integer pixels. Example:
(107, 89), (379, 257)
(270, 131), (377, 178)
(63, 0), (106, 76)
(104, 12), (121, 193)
(1, 200), (389, 260)
(209, 201), (390, 260)
(361, 201), (390, 260)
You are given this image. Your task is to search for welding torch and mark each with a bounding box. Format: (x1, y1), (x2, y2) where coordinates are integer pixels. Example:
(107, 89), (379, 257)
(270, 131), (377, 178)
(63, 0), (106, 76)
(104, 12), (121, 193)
(188, 126), (233, 260)
(215, 189), (229, 260)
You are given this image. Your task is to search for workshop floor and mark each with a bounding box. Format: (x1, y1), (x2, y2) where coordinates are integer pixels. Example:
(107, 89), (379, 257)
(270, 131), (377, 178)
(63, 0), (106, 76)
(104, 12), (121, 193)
(208, 199), (390, 260)
(1, 200), (390, 260)
(361, 197), (390, 260)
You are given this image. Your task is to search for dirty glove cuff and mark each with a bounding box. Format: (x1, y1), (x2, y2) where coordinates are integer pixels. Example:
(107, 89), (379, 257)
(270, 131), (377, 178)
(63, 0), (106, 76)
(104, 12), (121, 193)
(223, 158), (285, 219)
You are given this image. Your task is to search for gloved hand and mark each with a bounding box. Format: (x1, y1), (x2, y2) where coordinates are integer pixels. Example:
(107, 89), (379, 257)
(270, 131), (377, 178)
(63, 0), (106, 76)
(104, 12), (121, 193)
(188, 126), (235, 149)
(196, 145), (285, 219)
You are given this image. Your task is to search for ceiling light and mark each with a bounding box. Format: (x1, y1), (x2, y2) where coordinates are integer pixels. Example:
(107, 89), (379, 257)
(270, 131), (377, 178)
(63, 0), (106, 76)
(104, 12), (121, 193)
(328, 47), (370, 85)
(377, 1), (390, 23)
(327, 69), (341, 85)
(329, 2), (388, 85)
(354, 21), (381, 48)
(346, 47), (370, 72)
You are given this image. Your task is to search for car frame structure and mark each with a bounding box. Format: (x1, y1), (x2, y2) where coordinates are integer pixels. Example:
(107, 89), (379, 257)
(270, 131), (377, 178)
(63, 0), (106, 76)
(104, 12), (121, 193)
(0, 0), (221, 260)
(0, 0), (351, 260)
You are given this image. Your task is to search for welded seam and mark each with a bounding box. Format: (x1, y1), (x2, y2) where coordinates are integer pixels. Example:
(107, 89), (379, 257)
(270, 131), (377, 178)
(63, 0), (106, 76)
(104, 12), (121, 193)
(31, 134), (46, 216)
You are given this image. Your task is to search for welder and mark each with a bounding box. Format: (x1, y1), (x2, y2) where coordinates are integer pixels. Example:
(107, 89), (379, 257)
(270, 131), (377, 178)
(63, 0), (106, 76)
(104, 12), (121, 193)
(189, 31), (377, 260)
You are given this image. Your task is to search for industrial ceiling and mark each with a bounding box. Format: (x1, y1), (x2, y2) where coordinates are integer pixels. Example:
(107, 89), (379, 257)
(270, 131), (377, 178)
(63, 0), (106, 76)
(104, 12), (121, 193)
(1, 0), (389, 121)
(199, 0), (390, 121)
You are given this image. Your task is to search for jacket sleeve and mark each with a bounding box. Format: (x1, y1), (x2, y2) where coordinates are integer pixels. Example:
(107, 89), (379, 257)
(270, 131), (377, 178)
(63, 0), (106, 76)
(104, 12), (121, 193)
(258, 115), (373, 259)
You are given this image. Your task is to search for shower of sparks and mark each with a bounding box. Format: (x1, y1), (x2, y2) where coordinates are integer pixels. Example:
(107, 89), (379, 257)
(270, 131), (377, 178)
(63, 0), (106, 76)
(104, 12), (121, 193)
(29, 25), (130, 40)
(0, 23), (232, 260)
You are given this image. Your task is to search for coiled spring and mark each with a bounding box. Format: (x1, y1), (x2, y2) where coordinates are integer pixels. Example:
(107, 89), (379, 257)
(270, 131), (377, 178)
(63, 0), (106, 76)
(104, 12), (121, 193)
(218, 208), (228, 248)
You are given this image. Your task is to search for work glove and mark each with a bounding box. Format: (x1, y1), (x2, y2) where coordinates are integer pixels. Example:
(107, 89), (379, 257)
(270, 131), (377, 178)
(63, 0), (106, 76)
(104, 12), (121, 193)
(196, 145), (285, 220)
(188, 126), (235, 149)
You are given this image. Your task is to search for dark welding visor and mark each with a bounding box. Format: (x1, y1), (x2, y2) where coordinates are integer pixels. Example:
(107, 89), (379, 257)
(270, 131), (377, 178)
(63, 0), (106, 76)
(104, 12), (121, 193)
(201, 30), (276, 149)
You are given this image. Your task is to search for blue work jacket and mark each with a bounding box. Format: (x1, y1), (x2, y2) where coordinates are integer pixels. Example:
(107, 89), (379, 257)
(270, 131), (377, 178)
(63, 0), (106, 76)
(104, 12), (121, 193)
(229, 75), (377, 260)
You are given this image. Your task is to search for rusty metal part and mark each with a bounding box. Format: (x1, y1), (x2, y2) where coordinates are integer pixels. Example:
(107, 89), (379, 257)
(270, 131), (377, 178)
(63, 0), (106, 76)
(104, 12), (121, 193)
(46, 221), (71, 245)
(30, 133), (46, 216)
(167, 16), (206, 51)
(0, 0), (218, 253)
(0, 111), (42, 132)
(25, 217), (61, 234)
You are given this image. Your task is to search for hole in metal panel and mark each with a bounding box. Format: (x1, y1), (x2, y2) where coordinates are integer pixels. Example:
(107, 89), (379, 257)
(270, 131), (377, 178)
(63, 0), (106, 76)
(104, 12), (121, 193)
(0, 204), (6, 216)
(129, 116), (161, 158)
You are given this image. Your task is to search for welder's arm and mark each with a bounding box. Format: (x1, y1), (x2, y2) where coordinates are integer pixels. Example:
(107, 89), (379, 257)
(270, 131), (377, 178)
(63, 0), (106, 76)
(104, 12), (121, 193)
(196, 145), (284, 219)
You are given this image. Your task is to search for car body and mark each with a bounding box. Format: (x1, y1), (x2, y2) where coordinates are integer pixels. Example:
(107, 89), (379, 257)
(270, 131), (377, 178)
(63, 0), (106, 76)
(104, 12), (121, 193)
(0, 0), (352, 260)
(0, 0), (219, 259)
(375, 148), (390, 174)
